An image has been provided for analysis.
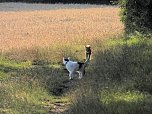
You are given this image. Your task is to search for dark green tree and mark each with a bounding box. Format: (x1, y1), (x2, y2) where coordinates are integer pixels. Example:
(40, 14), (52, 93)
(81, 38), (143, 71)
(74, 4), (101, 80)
(119, 0), (152, 35)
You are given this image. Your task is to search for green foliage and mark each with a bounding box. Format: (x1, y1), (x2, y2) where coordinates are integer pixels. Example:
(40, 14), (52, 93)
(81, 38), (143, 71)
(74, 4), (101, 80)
(119, 0), (152, 35)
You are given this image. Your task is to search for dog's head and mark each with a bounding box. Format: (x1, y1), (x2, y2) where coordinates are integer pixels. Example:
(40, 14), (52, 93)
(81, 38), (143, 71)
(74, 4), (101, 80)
(63, 57), (70, 65)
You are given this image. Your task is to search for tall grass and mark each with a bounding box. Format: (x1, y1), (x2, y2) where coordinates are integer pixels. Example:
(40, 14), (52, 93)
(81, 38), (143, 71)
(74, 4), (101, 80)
(0, 58), (69, 113)
(1, 4), (152, 114)
(1, 31), (152, 114)
(64, 36), (152, 114)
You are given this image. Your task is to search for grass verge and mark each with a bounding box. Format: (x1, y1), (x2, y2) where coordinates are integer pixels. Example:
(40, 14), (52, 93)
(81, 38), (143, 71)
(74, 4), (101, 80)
(0, 35), (152, 114)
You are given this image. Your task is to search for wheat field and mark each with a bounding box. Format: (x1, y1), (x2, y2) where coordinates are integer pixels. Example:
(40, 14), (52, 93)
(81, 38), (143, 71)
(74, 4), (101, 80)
(0, 3), (123, 51)
(1, 3), (152, 114)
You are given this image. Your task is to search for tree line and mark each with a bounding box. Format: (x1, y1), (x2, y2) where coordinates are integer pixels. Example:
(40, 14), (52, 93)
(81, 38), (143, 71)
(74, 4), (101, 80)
(119, 0), (152, 35)
(0, 0), (118, 4)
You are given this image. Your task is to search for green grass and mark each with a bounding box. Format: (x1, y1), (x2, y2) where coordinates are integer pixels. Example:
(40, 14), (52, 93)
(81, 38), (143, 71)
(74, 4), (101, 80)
(0, 35), (152, 114)
(0, 71), (69, 114)
(101, 89), (144, 104)
(0, 58), (31, 79)
(0, 57), (69, 113)
(0, 59), (31, 69)
(64, 35), (152, 114)
(99, 87), (152, 114)
(0, 71), (8, 79)
(107, 36), (145, 47)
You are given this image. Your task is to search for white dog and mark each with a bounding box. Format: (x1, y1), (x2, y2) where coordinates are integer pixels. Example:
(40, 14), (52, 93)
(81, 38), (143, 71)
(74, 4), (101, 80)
(63, 57), (89, 80)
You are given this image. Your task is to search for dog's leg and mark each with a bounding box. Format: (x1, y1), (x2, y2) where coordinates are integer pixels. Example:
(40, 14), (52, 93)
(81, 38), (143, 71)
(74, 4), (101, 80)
(79, 72), (82, 79)
(69, 72), (73, 80)
(77, 71), (82, 79)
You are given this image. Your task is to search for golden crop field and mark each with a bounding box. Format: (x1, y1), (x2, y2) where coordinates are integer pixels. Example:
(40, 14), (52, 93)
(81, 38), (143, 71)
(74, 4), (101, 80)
(0, 5), (123, 52)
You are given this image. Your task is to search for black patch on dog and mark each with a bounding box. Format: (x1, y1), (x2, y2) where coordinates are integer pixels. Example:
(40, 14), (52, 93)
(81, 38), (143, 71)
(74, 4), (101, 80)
(77, 62), (84, 69)
(64, 59), (69, 62)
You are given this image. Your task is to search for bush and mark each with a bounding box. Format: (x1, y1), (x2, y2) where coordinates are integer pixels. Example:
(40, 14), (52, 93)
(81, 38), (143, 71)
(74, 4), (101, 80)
(119, 0), (152, 35)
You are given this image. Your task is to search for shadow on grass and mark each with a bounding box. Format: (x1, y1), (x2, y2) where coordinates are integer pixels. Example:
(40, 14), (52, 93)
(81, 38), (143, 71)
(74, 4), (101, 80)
(0, 64), (18, 73)
(0, 78), (52, 114)
(0, 60), (70, 114)
(17, 62), (71, 96)
(93, 38), (152, 92)
(0, 63), (19, 80)
(101, 96), (152, 114)
(63, 38), (152, 114)
(1, 37), (152, 114)
(64, 91), (152, 114)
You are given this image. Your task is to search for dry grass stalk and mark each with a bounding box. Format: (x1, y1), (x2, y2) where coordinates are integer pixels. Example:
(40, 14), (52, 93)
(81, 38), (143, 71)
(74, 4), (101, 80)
(0, 7), (123, 51)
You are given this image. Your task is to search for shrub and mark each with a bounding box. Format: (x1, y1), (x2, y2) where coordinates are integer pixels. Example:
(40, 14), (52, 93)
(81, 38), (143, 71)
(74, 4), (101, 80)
(119, 0), (152, 35)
